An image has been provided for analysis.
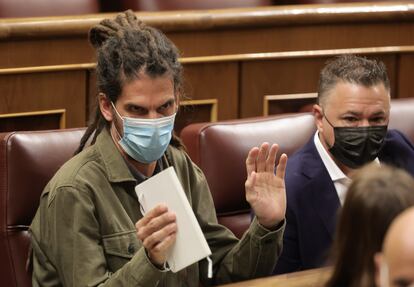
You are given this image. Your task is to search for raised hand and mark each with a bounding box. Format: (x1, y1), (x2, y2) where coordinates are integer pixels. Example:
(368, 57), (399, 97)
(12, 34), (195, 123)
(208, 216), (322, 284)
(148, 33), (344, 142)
(245, 142), (287, 229)
(136, 204), (177, 267)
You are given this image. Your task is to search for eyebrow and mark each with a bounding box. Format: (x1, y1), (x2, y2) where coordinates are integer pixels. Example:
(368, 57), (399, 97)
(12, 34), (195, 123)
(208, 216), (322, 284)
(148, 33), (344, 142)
(126, 98), (175, 111)
(159, 98), (175, 108)
(370, 111), (387, 117)
(341, 111), (386, 117)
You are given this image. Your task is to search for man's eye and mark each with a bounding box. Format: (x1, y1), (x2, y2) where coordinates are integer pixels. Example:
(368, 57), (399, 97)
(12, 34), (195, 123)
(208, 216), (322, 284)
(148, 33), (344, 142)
(344, 117), (358, 122)
(371, 117), (385, 123)
(128, 105), (146, 115)
(158, 102), (172, 112)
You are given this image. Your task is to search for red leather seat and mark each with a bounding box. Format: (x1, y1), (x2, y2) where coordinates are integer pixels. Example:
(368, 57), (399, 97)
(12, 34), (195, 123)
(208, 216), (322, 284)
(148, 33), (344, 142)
(389, 98), (414, 144)
(0, 128), (85, 287)
(180, 113), (316, 238)
(0, 0), (99, 18)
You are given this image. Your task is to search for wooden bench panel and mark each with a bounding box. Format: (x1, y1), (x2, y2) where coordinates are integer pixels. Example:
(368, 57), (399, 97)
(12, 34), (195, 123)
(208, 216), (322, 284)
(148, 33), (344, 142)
(0, 46), (413, 132)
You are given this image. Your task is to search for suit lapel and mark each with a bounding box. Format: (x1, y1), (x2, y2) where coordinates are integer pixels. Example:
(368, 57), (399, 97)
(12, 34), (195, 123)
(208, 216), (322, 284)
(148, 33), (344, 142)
(308, 170), (340, 240)
(300, 138), (340, 240)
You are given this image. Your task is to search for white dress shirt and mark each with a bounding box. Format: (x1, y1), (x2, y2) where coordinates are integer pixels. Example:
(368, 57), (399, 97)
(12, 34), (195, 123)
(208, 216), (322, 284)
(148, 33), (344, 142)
(314, 132), (350, 205)
(313, 131), (380, 205)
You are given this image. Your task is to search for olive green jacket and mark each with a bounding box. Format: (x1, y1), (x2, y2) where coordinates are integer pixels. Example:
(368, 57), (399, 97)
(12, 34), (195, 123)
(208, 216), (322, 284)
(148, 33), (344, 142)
(30, 129), (284, 287)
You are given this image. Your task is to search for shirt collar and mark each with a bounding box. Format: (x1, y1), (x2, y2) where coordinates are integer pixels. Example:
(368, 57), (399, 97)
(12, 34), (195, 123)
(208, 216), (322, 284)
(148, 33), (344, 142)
(125, 157), (164, 184)
(314, 131), (348, 182)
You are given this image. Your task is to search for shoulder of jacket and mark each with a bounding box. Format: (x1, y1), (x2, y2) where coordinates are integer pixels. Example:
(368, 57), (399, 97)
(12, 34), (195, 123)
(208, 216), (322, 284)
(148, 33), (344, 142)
(45, 146), (103, 195)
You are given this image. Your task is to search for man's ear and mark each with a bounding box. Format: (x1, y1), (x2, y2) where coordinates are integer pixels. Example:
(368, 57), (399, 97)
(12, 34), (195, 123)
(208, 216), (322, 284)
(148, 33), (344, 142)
(99, 93), (114, 122)
(374, 252), (384, 287)
(313, 104), (324, 133)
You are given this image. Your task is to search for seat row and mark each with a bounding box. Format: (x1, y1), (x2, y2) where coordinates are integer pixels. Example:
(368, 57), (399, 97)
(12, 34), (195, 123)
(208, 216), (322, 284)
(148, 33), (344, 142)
(1, 98), (413, 286)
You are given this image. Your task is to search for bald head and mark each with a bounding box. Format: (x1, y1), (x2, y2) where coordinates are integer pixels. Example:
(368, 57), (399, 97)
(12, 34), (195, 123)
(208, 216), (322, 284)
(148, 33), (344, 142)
(376, 207), (414, 287)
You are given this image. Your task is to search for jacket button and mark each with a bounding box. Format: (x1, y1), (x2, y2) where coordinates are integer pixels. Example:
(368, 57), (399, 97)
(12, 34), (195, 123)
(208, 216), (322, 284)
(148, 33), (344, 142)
(128, 244), (135, 254)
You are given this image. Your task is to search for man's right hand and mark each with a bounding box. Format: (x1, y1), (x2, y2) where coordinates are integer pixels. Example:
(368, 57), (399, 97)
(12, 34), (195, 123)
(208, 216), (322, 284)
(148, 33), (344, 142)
(136, 204), (177, 267)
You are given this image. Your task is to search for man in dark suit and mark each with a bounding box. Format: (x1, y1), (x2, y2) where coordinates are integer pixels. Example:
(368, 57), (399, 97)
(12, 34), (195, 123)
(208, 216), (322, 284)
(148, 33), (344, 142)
(274, 54), (414, 274)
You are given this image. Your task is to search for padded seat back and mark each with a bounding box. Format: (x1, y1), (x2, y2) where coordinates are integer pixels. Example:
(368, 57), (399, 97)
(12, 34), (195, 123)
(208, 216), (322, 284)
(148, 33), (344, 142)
(0, 128), (85, 287)
(389, 98), (414, 143)
(181, 113), (316, 238)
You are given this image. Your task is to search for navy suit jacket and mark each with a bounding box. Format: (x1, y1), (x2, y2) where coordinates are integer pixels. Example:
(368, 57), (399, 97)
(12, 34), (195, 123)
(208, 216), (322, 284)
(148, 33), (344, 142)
(273, 129), (414, 274)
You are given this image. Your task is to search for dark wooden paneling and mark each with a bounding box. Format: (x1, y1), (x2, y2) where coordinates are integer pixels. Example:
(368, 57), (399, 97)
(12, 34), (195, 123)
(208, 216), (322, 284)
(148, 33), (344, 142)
(168, 22), (414, 58)
(176, 103), (214, 135)
(267, 98), (316, 115)
(0, 4), (413, 132)
(240, 54), (398, 118)
(183, 62), (239, 120)
(240, 57), (323, 118)
(0, 71), (86, 129)
(398, 53), (414, 98)
(0, 47), (412, 133)
(0, 38), (94, 68)
(1, 3), (414, 68)
(0, 113), (62, 132)
(1, 23), (413, 68)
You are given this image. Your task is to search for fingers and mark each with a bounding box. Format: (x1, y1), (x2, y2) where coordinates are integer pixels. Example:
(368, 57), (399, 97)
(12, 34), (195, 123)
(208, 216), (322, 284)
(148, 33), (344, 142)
(151, 233), (177, 255)
(142, 222), (177, 251)
(245, 171), (257, 203)
(246, 147), (259, 178)
(265, 144), (279, 172)
(136, 204), (176, 241)
(135, 204), (177, 267)
(136, 204), (168, 228)
(245, 171), (257, 191)
(246, 142), (276, 173)
(276, 153), (288, 179)
(256, 142), (269, 172)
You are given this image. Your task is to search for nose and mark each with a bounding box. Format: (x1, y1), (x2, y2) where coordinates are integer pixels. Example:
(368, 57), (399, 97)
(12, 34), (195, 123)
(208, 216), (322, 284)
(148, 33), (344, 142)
(147, 110), (160, 119)
(359, 119), (370, 127)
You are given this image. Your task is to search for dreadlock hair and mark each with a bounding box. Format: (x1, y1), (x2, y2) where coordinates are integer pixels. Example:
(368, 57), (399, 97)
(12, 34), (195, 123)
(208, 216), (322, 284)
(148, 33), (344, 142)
(75, 10), (184, 155)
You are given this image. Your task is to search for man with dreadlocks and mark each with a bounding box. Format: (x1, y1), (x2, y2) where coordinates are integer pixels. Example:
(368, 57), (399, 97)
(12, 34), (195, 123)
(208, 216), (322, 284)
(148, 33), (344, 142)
(29, 11), (287, 287)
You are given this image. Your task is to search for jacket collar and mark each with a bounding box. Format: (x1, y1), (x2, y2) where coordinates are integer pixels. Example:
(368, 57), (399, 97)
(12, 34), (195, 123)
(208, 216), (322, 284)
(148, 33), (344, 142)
(95, 128), (136, 183)
(300, 137), (340, 239)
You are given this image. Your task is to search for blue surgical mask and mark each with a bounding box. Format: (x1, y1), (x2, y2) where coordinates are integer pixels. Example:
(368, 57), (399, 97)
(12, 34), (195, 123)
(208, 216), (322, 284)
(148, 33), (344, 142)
(111, 103), (176, 163)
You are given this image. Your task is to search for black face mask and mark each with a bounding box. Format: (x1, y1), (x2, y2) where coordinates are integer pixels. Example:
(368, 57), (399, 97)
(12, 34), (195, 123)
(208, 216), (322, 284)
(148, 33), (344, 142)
(324, 116), (388, 169)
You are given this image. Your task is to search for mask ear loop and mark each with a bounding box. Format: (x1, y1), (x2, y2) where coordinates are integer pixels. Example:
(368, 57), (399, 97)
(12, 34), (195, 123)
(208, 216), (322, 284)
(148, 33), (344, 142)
(322, 110), (335, 128)
(110, 102), (124, 140)
(319, 110), (336, 150)
(110, 101), (123, 119)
